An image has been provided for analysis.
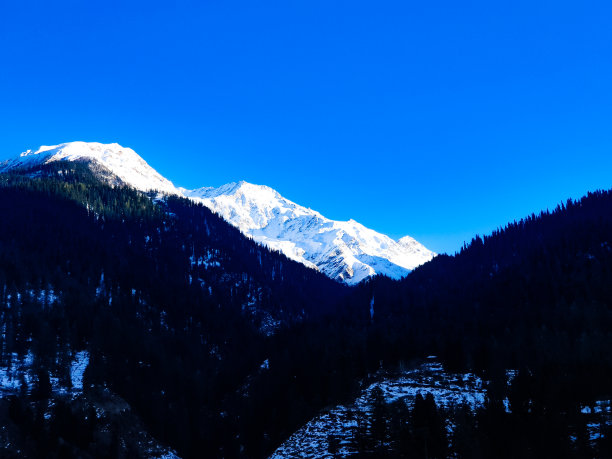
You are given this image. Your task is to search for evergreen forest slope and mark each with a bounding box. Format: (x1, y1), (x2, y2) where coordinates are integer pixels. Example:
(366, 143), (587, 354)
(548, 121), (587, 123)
(0, 162), (612, 457)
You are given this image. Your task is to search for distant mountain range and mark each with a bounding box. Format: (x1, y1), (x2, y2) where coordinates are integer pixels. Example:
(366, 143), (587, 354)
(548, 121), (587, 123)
(0, 141), (434, 284)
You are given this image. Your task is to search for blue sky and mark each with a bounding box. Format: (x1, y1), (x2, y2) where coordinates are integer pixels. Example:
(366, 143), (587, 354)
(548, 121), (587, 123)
(1, 1), (611, 254)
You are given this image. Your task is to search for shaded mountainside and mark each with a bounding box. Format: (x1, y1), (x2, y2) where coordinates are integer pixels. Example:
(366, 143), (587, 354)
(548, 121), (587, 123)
(363, 190), (612, 376)
(1, 158), (612, 457)
(266, 190), (612, 458)
(0, 162), (348, 457)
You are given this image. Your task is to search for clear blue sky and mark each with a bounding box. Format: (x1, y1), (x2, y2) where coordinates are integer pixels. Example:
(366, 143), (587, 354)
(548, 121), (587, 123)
(1, 1), (611, 254)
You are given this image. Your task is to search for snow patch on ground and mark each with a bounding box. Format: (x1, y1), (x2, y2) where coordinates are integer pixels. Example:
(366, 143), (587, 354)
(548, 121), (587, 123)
(583, 400), (612, 442)
(0, 350), (90, 398)
(0, 352), (34, 395)
(258, 312), (282, 337)
(190, 252), (221, 269)
(70, 351), (89, 391)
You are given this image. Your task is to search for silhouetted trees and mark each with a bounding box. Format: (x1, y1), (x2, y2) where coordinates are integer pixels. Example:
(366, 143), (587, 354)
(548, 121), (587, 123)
(1, 162), (612, 457)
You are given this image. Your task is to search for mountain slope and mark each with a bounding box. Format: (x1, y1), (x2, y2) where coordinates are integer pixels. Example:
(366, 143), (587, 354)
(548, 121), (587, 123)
(266, 188), (612, 458)
(184, 182), (435, 285)
(0, 161), (347, 457)
(0, 141), (434, 285)
(0, 141), (179, 195)
(3, 148), (612, 457)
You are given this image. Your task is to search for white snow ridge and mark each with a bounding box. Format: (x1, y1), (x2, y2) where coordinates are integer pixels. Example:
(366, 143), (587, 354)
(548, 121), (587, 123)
(0, 141), (179, 195)
(0, 142), (435, 284)
(184, 182), (435, 285)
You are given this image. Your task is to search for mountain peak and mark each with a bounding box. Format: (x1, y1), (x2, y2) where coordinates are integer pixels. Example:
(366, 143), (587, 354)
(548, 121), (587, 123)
(22, 141), (127, 158)
(1, 141), (179, 195)
(398, 235), (418, 245)
(186, 180), (435, 284)
(0, 141), (435, 285)
(185, 180), (282, 202)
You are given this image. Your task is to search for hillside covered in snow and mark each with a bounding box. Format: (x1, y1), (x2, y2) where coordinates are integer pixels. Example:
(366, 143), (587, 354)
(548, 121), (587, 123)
(184, 182), (435, 285)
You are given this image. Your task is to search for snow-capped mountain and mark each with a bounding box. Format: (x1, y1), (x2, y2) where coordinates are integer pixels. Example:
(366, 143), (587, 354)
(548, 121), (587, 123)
(1, 142), (435, 284)
(183, 182), (435, 285)
(0, 141), (179, 195)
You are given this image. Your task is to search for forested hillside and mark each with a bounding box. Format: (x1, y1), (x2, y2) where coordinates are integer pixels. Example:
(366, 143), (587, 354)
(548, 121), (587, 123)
(364, 190), (612, 377)
(243, 188), (612, 457)
(1, 161), (612, 457)
(0, 162), (347, 457)
(301, 190), (612, 457)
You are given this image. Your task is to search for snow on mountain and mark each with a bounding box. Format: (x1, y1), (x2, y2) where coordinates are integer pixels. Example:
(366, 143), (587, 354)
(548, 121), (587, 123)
(0, 141), (179, 195)
(1, 142), (435, 284)
(183, 181), (435, 285)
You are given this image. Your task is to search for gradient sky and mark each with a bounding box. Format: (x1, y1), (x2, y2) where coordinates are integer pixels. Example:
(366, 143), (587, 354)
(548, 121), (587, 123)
(1, 1), (612, 254)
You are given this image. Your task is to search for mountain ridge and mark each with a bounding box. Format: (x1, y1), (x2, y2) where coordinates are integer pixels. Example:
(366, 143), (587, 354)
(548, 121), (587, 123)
(0, 141), (435, 284)
(186, 180), (435, 284)
(0, 141), (180, 195)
